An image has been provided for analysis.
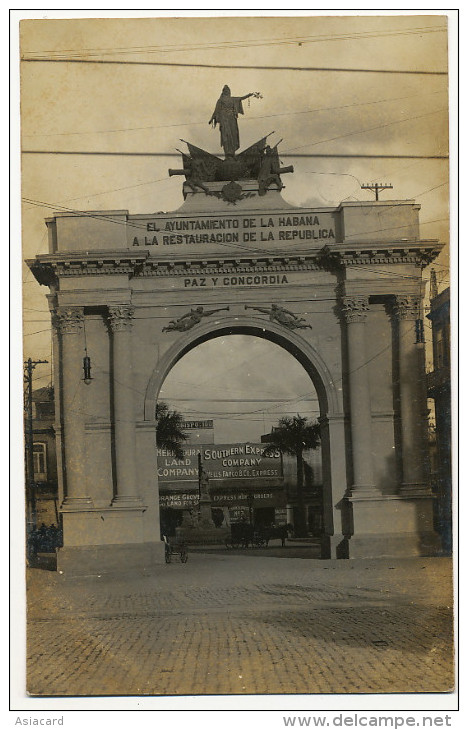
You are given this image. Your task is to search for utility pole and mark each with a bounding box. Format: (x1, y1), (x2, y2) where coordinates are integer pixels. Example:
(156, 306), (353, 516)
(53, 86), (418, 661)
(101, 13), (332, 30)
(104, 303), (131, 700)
(24, 358), (48, 534)
(430, 269), (438, 300)
(361, 183), (393, 201)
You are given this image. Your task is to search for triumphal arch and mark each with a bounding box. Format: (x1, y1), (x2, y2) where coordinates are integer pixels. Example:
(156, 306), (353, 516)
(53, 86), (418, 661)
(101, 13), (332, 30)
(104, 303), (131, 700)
(28, 87), (443, 574)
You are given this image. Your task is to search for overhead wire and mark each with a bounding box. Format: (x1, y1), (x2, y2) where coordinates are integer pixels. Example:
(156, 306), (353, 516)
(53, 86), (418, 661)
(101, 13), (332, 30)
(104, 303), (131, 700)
(22, 105), (448, 160)
(21, 161), (451, 263)
(22, 89), (447, 139)
(21, 199), (449, 274)
(282, 108), (447, 155)
(21, 23), (447, 58)
(20, 57), (447, 76)
(22, 150), (448, 160)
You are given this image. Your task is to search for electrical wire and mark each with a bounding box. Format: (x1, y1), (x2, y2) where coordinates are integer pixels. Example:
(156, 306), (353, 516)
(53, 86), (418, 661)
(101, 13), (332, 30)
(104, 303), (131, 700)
(21, 24), (447, 59)
(22, 89), (447, 139)
(20, 57), (448, 76)
(21, 181), (450, 265)
(282, 108), (447, 155)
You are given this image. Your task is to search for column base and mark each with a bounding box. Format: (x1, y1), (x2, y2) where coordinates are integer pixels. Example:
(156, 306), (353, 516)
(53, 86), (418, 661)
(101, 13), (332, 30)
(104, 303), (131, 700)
(56, 541), (165, 576)
(60, 504), (148, 548)
(61, 496), (93, 509)
(399, 483), (433, 498)
(111, 495), (144, 507)
(345, 531), (442, 559)
(345, 485), (378, 499)
(347, 494), (441, 559)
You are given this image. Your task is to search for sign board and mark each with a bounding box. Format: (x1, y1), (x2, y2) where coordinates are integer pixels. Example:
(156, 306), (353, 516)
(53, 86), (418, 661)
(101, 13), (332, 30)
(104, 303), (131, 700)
(130, 211), (337, 251)
(181, 420), (214, 430)
(159, 488), (286, 510)
(159, 491), (199, 509)
(157, 442), (283, 484)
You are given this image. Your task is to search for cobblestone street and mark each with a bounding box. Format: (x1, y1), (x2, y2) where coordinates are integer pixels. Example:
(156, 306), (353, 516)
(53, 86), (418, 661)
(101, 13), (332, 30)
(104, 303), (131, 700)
(26, 552), (454, 697)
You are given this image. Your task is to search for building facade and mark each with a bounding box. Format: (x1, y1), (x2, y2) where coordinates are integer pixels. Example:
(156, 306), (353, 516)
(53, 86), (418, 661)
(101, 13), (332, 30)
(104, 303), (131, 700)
(427, 287), (452, 553)
(31, 387), (60, 528)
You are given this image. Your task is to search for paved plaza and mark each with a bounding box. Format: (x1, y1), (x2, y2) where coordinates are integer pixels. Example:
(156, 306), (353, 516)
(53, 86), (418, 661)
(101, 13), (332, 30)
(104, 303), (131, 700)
(26, 550), (454, 697)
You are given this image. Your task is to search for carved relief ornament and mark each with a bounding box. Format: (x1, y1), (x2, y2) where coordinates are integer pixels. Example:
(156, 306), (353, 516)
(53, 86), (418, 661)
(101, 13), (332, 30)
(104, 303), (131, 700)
(53, 306), (84, 335)
(393, 295), (420, 321)
(107, 305), (135, 332)
(341, 296), (370, 323)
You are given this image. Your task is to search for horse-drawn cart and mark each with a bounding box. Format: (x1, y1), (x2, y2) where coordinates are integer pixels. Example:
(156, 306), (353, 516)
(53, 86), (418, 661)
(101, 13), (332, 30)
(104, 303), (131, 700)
(225, 522), (267, 549)
(163, 535), (188, 563)
(225, 522), (293, 549)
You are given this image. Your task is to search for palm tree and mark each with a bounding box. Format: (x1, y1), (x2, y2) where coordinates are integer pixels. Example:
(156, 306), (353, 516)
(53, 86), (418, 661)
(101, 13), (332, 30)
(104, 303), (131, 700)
(263, 415), (321, 537)
(155, 402), (188, 460)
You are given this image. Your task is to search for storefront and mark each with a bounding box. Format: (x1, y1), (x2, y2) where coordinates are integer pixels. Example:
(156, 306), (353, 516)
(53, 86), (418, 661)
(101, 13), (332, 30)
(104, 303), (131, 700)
(157, 442), (286, 534)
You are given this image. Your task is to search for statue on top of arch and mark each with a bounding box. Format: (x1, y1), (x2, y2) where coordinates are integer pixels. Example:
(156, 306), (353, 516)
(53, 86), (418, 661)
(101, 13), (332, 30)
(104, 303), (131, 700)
(209, 85), (262, 158)
(167, 85), (293, 195)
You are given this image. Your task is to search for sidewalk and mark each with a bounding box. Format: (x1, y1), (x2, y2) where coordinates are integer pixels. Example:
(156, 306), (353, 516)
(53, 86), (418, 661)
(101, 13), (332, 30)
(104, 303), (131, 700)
(26, 553), (454, 698)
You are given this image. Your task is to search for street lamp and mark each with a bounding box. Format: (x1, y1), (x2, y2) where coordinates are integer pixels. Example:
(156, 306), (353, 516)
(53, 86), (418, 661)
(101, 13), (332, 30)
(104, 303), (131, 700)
(83, 354), (93, 385)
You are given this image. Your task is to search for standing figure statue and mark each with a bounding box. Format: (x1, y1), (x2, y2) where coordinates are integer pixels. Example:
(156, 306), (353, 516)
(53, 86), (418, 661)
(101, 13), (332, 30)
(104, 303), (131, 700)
(162, 306), (229, 333)
(209, 86), (261, 158)
(258, 144), (283, 196)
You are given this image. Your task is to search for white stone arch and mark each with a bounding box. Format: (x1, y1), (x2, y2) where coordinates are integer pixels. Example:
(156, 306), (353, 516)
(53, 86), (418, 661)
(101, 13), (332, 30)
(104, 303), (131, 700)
(143, 315), (341, 421)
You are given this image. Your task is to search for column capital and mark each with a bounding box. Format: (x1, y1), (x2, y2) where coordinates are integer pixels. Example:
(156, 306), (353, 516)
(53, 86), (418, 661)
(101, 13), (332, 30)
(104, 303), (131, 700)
(341, 295), (370, 323)
(53, 306), (84, 335)
(108, 304), (135, 332)
(393, 295), (420, 321)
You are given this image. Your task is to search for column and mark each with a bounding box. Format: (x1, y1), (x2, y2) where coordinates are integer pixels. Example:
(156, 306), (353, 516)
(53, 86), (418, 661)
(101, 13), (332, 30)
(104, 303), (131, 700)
(342, 296), (376, 495)
(108, 305), (141, 504)
(394, 295), (430, 496)
(54, 306), (92, 506)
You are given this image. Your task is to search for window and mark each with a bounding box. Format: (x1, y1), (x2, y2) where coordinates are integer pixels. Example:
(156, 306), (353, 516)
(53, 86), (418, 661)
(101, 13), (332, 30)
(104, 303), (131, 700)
(33, 442), (47, 481)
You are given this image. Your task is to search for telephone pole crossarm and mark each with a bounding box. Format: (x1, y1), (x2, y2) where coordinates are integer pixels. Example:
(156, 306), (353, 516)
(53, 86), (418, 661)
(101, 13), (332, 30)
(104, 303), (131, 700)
(361, 183), (393, 201)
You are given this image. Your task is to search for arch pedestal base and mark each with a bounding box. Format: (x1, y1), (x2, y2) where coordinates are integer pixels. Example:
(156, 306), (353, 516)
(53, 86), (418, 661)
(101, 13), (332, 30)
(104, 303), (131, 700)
(56, 542), (165, 576)
(57, 505), (165, 576)
(345, 495), (442, 559)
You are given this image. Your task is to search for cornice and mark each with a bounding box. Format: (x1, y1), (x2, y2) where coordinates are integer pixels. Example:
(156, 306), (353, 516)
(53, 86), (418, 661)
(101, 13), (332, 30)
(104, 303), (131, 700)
(27, 251), (149, 283)
(139, 255), (324, 277)
(27, 239), (443, 286)
(323, 241), (443, 266)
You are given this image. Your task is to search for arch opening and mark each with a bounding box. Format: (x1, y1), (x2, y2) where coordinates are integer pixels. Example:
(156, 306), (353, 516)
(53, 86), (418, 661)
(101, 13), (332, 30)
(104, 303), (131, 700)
(147, 323), (341, 542)
(144, 319), (340, 422)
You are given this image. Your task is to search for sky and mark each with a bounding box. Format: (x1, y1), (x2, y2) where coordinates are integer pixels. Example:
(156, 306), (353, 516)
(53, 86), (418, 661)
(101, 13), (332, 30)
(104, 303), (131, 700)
(18, 11), (452, 443)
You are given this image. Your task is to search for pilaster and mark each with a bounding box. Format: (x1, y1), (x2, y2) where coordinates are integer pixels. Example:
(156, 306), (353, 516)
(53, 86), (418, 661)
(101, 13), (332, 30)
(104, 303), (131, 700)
(107, 305), (142, 505)
(53, 306), (92, 507)
(342, 296), (377, 497)
(393, 295), (431, 497)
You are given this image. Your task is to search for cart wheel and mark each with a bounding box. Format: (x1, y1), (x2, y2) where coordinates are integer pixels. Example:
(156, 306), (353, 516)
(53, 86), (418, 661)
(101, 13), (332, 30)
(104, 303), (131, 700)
(165, 547), (171, 564)
(180, 547), (188, 563)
